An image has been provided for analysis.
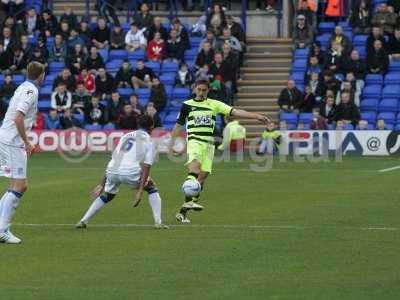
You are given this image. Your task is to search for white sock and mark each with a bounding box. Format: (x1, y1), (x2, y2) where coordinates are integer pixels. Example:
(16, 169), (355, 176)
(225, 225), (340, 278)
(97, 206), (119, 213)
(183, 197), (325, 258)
(80, 196), (107, 223)
(0, 191), (9, 215)
(0, 190), (22, 232)
(148, 192), (162, 225)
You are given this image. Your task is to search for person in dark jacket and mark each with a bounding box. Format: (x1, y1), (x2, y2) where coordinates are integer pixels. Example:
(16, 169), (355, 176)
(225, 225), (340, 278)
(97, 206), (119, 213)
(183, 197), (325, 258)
(133, 3), (154, 30)
(85, 94), (108, 125)
(132, 60), (155, 89)
(319, 93), (337, 124)
(299, 85), (316, 112)
(60, 108), (82, 129)
(38, 9), (58, 38)
(145, 102), (162, 128)
(293, 15), (313, 49)
(149, 77), (167, 112)
(206, 4), (226, 36)
(278, 80), (303, 112)
(334, 92), (361, 126)
(388, 27), (400, 60)
(171, 18), (190, 51)
(95, 67), (116, 100)
(85, 46), (105, 71)
(367, 39), (389, 74)
(195, 41), (215, 69)
(225, 15), (246, 45)
(117, 104), (139, 129)
(344, 50), (367, 81)
(110, 25), (125, 50)
(324, 42), (346, 74)
(0, 74), (16, 101)
(328, 26), (352, 54)
(147, 16), (168, 41)
(66, 43), (87, 75)
(53, 68), (76, 92)
(175, 63), (193, 88)
(91, 17), (110, 49)
(366, 26), (387, 55)
(115, 59), (134, 88)
(107, 91), (124, 123)
(165, 29), (185, 62)
(349, 0), (371, 34)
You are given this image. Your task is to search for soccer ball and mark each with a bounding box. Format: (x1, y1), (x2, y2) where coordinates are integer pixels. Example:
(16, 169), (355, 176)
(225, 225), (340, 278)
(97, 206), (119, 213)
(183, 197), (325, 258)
(181, 179), (201, 197)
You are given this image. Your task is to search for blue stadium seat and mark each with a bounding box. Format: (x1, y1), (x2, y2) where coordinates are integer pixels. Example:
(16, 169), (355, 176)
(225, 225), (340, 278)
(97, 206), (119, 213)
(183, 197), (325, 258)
(38, 101), (51, 110)
(109, 50), (128, 60)
(292, 59), (307, 72)
(128, 49), (146, 60)
(117, 88), (134, 99)
(298, 113), (313, 124)
(384, 124), (394, 130)
(164, 111), (179, 124)
(184, 48), (197, 61)
(40, 86), (52, 99)
(327, 124), (335, 130)
(354, 46), (366, 59)
(344, 124), (354, 130)
(287, 124), (297, 130)
(318, 22), (335, 34)
(169, 99), (183, 111)
(316, 34), (331, 49)
(49, 62), (65, 73)
(162, 61), (179, 74)
(44, 74), (56, 86)
(361, 112), (377, 123)
(103, 123), (116, 130)
(335, 73), (344, 82)
(343, 30), (353, 41)
(106, 60), (123, 73)
(190, 37), (202, 48)
(360, 99), (379, 112)
(389, 60), (400, 72)
(280, 112), (298, 125)
(377, 112), (396, 124)
(382, 85), (400, 99)
(145, 61), (161, 74)
(353, 35), (368, 47)
(384, 73), (400, 85)
(137, 88), (150, 101)
(365, 74), (383, 85)
(290, 72), (305, 84)
(121, 23), (130, 31)
(294, 48), (309, 59)
(379, 99), (398, 112)
(362, 85), (382, 99)
(165, 85), (174, 99)
(84, 124), (102, 131)
(160, 73), (176, 85)
(395, 124), (400, 130)
(73, 113), (84, 125)
(173, 87), (190, 101)
(98, 49), (109, 63)
(12, 74), (25, 85)
(338, 21), (351, 31)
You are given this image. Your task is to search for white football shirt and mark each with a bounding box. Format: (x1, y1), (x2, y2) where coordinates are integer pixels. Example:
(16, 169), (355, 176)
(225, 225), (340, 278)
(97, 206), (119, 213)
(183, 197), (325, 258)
(0, 81), (39, 147)
(106, 129), (155, 176)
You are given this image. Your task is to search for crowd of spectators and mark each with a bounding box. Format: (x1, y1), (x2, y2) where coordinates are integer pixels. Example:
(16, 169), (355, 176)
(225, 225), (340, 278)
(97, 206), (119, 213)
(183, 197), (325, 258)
(0, 2), (245, 131)
(284, 0), (400, 130)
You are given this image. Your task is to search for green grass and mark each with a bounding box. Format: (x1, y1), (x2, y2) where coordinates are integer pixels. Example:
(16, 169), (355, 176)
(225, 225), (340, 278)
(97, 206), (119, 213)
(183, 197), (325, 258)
(1, 153), (400, 300)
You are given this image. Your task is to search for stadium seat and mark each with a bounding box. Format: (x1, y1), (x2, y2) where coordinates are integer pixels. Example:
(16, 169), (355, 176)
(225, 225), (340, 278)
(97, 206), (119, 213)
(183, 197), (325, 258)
(84, 124), (102, 131)
(190, 37), (202, 48)
(49, 62), (65, 73)
(389, 60), (400, 72)
(98, 49), (109, 63)
(353, 34), (368, 47)
(159, 73), (176, 85)
(395, 124), (400, 130)
(290, 72), (305, 84)
(40, 86), (53, 99)
(137, 88), (150, 102)
(379, 99), (398, 113)
(38, 101), (51, 110)
(44, 74), (56, 86)
(145, 61), (161, 74)
(169, 99), (183, 111)
(344, 124), (354, 130)
(165, 85), (174, 99)
(360, 99), (379, 112)
(294, 48), (309, 59)
(103, 123), (116, 130)
(117, 88), (134, 99)
(109, 50), (128, 60)
(127, 48), (146, 60)
(292, 59), (307, 72)
(173, 88), (190, 101)
(280, 112), (298, 125)
(106, 60), (123, 73)
(385, 124), (394, 130)
(184, 48), (197, 61)
(365, 74), (383, 85)
(316, 34), (331, 49)
(362, 85), (382, 99)
(298, 113), (313, 124)
(338, 21), (351, 31)
(384, 73), (400, 85)
(361, 112), (377, 123)
(327, 124), (335, 130)
(382, 85), (400, 99)
(318, 22), (335, 34)
(73, 113), (84, 125)
(162, 61), (179, 74)
(377, 112), (396, 124)
(354, 46), (366, 59)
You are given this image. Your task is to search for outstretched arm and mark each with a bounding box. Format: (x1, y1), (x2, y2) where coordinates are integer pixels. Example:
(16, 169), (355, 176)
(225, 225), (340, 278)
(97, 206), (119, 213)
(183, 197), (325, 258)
(15, 111), (34, 156)
(169, 123), (183, 154)
(231, 108), (271, 124)
(133, 163), (151, 207)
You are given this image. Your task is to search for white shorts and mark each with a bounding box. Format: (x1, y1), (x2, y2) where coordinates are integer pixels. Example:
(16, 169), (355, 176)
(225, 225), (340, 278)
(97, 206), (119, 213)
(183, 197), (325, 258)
(104, 172), (141, 194)
(0, 142), (27, 179)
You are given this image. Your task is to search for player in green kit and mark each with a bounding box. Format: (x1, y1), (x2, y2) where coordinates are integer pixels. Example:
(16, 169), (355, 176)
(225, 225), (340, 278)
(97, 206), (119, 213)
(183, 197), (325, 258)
(170, 78), (270, 223)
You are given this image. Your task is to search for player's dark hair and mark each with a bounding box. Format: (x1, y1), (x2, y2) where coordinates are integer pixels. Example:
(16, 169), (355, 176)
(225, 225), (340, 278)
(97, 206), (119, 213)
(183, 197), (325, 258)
(27, 62), (45, 80)
(195, 78), (210, 88)
(138, 115), (154, 131)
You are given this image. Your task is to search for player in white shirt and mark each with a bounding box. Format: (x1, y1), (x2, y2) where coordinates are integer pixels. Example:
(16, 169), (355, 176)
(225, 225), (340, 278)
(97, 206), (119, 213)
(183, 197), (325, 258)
(76, 115), (168, 229)
(0, 62), (45, 244)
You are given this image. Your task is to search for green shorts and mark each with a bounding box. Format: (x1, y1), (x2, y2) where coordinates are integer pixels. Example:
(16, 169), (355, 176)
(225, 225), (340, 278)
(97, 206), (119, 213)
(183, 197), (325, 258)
(186, 140), (215, 173)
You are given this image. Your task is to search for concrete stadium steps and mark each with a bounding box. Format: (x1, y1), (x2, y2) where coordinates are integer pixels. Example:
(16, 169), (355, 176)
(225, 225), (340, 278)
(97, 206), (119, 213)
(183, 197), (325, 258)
(237, 38), (293, 139)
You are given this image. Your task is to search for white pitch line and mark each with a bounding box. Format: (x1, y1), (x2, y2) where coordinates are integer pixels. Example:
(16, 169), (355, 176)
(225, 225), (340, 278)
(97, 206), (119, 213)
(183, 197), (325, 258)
(13, 223), (400, 231)
(378, 165), (400, 173)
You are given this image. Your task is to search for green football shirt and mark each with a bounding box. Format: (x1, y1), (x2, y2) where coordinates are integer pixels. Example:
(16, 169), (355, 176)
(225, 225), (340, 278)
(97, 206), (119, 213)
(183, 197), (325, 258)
(176, 98), (233, 144)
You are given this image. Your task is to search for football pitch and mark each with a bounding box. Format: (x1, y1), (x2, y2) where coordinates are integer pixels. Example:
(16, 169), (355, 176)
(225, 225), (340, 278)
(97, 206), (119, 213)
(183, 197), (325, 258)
(1, 153), (400, 300)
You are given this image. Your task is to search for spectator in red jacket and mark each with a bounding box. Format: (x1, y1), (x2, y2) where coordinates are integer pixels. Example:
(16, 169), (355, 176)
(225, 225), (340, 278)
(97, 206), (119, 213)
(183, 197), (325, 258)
(146, 32), (166, 62)
(77, 68), (96, 93)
